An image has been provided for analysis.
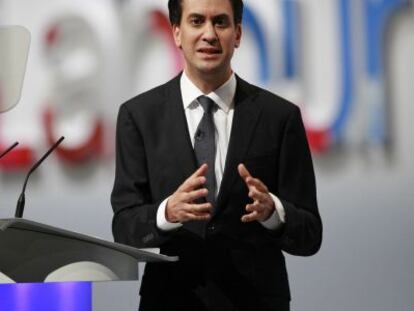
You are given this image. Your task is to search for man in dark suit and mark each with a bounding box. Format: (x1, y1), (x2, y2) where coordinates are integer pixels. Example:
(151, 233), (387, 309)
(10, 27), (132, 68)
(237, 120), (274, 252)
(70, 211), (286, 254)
(111, 0), (322, 310)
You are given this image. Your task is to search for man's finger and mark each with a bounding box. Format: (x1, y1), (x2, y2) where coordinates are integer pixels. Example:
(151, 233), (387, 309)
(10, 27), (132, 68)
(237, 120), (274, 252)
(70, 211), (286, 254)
(184, 188), (208, 202)
(241, 210), (259, 223)
(246, 177), (268, 193)
(238, 163), (251, 181)
(245, 202), (264, 213)
(179, 164), (208, 191)
(179, 176), (206, 192)
(238, 164), (269, 194)
(192, 163), (208, 178)
(182, 203), (212, 220)
(186, 202), (213, 214)
(186, 213), (211, 221)
(248, 187), (268, 203)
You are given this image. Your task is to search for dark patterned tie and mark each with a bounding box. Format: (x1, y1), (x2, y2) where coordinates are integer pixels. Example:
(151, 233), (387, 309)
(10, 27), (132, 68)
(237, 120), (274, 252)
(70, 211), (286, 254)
(194, 95), (217, 206)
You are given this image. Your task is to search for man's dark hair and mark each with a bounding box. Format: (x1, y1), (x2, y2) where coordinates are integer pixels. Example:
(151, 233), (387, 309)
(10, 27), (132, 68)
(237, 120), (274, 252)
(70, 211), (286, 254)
(168, 0), (244, 26)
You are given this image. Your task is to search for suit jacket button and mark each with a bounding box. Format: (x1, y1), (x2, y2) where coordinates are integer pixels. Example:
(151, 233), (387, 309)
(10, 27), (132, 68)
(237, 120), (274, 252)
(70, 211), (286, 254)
(208, 225), (215, 231)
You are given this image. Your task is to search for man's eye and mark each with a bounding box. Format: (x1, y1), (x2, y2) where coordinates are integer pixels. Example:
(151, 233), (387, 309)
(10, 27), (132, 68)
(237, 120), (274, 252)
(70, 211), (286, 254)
(190, 17), (203, 25)
(215, 18), (229, 27)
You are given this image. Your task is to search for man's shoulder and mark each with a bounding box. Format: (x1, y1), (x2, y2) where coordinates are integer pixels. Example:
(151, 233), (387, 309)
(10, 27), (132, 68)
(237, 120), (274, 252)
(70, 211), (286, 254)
(121, 74), (180, 112)
(236, 76), (299, 115)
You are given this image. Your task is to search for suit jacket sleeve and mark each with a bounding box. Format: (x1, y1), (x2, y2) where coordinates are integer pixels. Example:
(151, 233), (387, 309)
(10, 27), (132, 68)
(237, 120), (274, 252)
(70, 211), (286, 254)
(111, 103), (169, 248)
(275, 106), (322, 256)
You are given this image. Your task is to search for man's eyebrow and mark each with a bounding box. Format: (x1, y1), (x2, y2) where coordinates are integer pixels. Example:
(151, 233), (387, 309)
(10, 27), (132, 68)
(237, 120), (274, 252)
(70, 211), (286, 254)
(186, 13), (231, 19)
(213, 14), (231, 20)
(187, 13), (205, 19)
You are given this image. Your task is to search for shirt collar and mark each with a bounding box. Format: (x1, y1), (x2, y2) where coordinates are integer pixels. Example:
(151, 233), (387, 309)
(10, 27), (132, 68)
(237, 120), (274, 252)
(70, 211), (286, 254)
(180, 71), (236, 113)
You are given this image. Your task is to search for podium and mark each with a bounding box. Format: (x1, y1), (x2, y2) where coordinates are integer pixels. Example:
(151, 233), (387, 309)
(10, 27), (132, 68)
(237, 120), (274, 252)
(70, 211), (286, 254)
(0, 218), (177, 283)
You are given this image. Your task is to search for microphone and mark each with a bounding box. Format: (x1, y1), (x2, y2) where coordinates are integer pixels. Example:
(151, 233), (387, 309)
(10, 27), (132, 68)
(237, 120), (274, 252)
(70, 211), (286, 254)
(0, 142), (19, 159)
(15, 136), (65, 218)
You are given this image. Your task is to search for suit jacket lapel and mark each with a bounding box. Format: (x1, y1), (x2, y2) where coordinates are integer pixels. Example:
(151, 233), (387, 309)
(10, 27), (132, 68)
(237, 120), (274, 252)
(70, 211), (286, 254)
(216, 76), (263, 212)
(165, 74), (198, 183)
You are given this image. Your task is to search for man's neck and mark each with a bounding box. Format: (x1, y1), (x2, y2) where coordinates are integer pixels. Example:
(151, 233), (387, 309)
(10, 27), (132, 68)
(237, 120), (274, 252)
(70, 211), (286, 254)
(184, 67), (233, 94)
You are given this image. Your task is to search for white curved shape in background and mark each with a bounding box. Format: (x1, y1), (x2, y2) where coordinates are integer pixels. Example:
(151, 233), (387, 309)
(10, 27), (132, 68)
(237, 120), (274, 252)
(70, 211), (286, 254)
(0, 25), (30, 113)
(0, 271), (15, 283)
(44, 261), (119, 282)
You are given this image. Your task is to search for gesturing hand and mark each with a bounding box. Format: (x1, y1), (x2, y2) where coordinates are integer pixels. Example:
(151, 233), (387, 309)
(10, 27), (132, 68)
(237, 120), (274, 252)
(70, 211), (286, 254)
(166, 164), (213, 223)
(238, 164), (275, 223)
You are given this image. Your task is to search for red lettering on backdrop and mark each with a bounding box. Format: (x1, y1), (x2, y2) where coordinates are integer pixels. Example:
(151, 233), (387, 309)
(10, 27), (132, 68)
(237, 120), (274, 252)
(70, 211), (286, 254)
(1, 11), (180, 171)
(43, 107), (103, 164)
(0, 82), (35, 171)
(0, 145), (34, 171)
(306, 129), (331, 154)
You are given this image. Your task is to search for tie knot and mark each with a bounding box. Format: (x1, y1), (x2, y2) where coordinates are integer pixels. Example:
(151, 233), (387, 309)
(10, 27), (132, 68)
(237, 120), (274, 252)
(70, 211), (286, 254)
(197, 96), (216, 114)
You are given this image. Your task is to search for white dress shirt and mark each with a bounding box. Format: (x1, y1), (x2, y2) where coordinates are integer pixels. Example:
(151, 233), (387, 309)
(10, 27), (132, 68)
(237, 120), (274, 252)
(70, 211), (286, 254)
(156, 72), (285, 231)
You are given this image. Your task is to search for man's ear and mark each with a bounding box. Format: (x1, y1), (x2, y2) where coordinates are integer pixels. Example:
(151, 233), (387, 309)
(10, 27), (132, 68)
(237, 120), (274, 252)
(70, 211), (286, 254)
(235, 23), (242, 48)
(172, 24), (182, 49)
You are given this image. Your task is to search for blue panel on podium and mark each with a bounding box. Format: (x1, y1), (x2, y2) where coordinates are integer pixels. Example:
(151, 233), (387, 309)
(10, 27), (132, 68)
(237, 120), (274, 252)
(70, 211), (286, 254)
(0, 282), (91, 311)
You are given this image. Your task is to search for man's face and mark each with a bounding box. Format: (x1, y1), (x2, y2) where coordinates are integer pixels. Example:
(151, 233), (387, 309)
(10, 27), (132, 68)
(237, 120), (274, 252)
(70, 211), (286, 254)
(173, 0), (242, 78)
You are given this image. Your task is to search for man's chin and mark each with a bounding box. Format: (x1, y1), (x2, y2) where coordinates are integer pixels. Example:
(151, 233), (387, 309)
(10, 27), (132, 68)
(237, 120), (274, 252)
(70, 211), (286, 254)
(196, 63), (228, 76)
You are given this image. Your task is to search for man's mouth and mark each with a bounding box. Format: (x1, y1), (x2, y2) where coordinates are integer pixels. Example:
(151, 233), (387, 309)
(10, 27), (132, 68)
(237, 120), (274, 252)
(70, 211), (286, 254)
(197, 48), (222, 55)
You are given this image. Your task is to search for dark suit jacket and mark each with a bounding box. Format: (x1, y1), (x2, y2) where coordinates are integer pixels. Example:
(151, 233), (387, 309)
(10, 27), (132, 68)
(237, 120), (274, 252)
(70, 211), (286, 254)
(111, 74), (322, 311)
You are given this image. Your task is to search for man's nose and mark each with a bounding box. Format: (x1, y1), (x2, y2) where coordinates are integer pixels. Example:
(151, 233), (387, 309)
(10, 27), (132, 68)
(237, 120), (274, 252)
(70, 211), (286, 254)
(202, 22), (218, 44)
